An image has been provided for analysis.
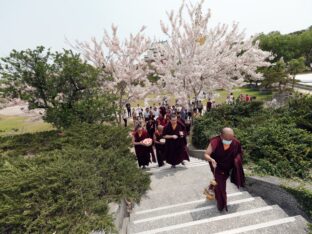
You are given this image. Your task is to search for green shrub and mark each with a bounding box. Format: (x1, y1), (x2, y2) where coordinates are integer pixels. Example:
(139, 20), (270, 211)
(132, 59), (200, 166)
(192, 117), (225, 149)
(192, 101), (264, 149)
(0, 130), (60, 158)
(287, 95), (312, 132)
(236, 121), (312, 179)
(0, 148), (113, 233)
(0, 124), (150, 233)
(192, 97), (312, 180)
(0, 123), (131, 158)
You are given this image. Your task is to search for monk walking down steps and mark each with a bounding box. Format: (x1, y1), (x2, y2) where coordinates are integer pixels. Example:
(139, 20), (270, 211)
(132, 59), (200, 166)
(204, 127), (245, 212)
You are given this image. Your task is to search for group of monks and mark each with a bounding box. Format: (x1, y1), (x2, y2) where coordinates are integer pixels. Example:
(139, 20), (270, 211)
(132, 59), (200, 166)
(132, 104), (245, 213)
(132, 113), (190, 169)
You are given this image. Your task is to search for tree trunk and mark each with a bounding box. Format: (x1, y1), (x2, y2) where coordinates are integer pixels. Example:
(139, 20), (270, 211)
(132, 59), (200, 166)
(117, 88), (126, 126)
(117, 93), (123, 126)
(292, 74), (296, 90)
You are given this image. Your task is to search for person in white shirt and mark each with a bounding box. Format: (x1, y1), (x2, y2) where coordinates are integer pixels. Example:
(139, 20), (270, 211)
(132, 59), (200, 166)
(153, 107), (159, 120)
(144, 107), (150, 122)
(136, 104), (143, 119)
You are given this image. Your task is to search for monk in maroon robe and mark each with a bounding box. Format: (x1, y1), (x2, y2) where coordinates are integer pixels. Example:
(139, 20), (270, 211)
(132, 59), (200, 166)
(153, 125), (165, 167)
(132, 126), (156, 169)
(159, 105), (166, 117)
(204, 127), (245, 212)
(177, 115), (190, 162)
(156, 113), (168, 127)
(163, 114), (190, 168)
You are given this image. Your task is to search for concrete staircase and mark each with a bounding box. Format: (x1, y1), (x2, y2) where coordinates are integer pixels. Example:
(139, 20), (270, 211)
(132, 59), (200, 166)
(127, 157), (309, 234)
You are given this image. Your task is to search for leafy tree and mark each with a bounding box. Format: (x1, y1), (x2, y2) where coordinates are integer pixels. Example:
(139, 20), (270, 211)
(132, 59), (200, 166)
(257, 27), (312, 66)
(287, 56), (306, 89)
(0, 47), (116, 128)
(261, 59), (291, 91)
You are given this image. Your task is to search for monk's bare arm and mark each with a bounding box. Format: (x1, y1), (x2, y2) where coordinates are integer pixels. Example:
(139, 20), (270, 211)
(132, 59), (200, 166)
(163, 135), (176, 139)
(204, 143), (213, 161)
(153, 134), (160, 144)
(132, 137), (142, 146)
(204, 143), (217, 167)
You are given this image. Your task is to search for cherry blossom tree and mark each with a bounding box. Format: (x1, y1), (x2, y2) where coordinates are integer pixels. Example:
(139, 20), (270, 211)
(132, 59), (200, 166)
(150, 0), (273, 103)
(71, 25), (153, 124)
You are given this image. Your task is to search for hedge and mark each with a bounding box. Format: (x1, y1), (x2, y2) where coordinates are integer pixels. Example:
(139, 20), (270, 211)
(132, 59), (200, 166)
(192, 97), (312, 180)
(0, 124), (150, 233)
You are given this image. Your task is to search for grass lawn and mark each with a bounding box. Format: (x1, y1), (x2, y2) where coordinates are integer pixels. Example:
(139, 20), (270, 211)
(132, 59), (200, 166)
(214, 87), (273, 104)
(131, 87), (273, 107)
(0, 115), (53, 136)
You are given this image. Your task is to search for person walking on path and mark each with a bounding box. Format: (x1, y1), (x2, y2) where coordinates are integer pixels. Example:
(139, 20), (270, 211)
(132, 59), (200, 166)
(154, 125), (166, 167)
(204, 127), (245, 212)
(163, 114), (190, 168)
(132, 125), (156, 169)
(126, 102), (131, 117)
(206, 98), (212, 112)
(146, 117), (156, 138)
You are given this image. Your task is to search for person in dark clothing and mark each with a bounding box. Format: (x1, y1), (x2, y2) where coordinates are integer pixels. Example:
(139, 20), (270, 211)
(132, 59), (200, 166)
(126, 103), (131, 117)
(154, 125), (166, 167)
(132, 125), (156, 169)
(146, 117), (156, 138)
(207, 98), (212, 112)
(204, 127), (245, 212)
(163, 114), (190, 168)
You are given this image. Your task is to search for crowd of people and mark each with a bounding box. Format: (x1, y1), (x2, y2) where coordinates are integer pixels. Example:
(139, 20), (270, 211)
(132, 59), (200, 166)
(124, 93), (254, 169)
(130, 101), (191, 169)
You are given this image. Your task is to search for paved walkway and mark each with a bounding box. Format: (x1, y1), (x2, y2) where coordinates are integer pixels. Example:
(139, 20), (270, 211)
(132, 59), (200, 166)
(127, 157), (309, 234)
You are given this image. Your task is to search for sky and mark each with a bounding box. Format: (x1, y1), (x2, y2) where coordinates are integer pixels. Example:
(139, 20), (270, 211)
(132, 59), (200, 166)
(0, 0), (312, 57)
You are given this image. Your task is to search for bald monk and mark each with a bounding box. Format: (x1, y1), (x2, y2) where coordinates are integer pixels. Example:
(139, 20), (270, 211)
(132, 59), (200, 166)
(204, 128), (245, 212)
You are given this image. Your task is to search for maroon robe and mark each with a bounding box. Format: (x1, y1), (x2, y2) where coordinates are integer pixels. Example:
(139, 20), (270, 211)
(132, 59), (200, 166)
(154, 130), (165, 167)
(156, 116), (167, 127)
(159, 106), (166, 117)
(209, 136), (245, 211)
(177, 120), (190, 161)
(133, 129), (156, 167)
(146, 119), (156, 138)
(163, 122), (190, 166)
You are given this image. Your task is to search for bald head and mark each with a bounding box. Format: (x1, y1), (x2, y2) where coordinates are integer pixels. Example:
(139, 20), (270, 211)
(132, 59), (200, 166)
(222, 127), (234, 135)
(221, 127), (234, 141)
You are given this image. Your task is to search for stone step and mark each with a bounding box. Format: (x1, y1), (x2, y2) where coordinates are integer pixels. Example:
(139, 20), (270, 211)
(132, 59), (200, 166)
(142, 177), (241, 196)
(133, 181), (243, 212)
(148, 166), (212, 189)
(130, 205), (291, 234)
(145, 160), (208, 174)
(214, 215), (309, 234)
(129, 156), (310, 234)
(129, 197), (272, 233)
(138, 164), (240, 198)
(132, 191), (252, 221)
(146, 157), (207, 167)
